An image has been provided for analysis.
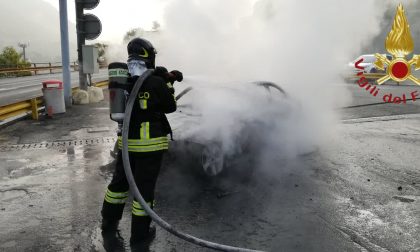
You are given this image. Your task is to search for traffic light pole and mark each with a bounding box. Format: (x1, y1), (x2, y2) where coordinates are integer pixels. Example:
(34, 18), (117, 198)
(76, 1), (88, 90)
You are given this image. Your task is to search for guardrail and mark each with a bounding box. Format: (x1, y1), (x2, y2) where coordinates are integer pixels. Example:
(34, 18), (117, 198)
(0, 62), (79, 76)
(0, 98), (43, 121)
(0, 80), (108, 124)
(0, 62), (108, 76)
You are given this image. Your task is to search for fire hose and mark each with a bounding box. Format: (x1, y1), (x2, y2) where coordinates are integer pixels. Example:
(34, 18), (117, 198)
(121, 69), (264, 252)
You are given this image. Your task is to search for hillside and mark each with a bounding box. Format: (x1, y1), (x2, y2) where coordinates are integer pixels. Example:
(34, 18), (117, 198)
(0, 0), (77, 62)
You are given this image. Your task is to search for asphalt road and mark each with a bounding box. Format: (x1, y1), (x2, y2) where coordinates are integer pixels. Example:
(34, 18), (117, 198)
(342, 82), (420, 119)
(0, 83), (419, 252)
(0, 69), (108, 106)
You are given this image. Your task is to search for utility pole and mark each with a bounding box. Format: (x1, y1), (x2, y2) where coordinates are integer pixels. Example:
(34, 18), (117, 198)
(59, 0), (72, 106)
(18, 43), (28, 62)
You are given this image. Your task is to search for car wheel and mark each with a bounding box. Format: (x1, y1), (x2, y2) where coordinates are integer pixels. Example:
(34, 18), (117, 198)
(201, 144), (224, 176)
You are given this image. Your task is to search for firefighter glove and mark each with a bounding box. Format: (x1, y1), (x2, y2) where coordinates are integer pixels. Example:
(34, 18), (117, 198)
(169, 70), (183, 82)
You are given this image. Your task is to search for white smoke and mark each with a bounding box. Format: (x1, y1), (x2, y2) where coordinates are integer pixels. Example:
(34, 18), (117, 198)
(149, 0), (389, 170)
(105, 43), (129, 64)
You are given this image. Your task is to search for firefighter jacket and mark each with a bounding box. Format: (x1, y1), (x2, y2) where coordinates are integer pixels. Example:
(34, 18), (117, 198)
(117, 73), (176, 153)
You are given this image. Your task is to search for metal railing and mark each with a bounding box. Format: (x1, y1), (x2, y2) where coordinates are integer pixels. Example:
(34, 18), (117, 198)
(0, 61), (108, 76)
(0, 80), (109, 123)
(0, 62), (79, 76)
(0, 98), (43, 121)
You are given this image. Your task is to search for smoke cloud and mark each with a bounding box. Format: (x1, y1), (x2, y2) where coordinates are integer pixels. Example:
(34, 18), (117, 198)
(144, 0), (390, 173)
(105, 1), (411, 175)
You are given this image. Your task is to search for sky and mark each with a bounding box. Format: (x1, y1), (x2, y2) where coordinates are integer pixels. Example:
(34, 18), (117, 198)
(42, 0), (166, 42)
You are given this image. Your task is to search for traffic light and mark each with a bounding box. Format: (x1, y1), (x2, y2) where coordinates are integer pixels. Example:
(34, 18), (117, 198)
(76, 0), (101, 41)
(75, 0), (102, 89)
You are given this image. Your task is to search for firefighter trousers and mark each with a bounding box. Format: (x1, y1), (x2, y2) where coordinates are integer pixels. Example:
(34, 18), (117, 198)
(101, 150), (164, 238)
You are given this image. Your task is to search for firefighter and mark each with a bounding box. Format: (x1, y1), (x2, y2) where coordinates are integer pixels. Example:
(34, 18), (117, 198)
(101, 37), (183, 245)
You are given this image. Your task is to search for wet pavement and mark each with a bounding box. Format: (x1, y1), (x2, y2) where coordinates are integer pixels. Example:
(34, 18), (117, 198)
(0, 88), (419, 252)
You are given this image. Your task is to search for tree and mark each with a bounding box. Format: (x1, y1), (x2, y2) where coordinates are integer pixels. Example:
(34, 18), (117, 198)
(0, 46), (31, 77)
(0, 46), (28, 67)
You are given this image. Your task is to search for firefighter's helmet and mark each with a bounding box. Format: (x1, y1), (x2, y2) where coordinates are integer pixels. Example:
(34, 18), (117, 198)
(127, 37), (157, 68)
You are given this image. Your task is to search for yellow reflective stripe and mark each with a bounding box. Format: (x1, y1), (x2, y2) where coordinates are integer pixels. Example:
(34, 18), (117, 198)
(118, 136), (168, 146)
(118, 141), (169, 150)
(139, 99), (147, 110)
(126, 143), (169, 152)
(133, 201), (142, 209)
(140, 122), (145, 139)
(118, 144), (169, 152)
(105, 195), (127, 204)
(118, 140), (169, 148)
(132, 209), (147, 216)
(140, 122), (150, 139)
(133, 201), (152, 209)
(167, 82), (173, 89)
(106, 189), (129, 198)
(132, 201), (152, 216)
(129, 144), (169, 152)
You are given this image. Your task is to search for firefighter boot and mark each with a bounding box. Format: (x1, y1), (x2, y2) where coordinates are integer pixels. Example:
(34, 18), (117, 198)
(101, 218), (120, 233)
(130, 216), (156, 246)
(101, 215), (124, 251)
(101, 220), (125, 251)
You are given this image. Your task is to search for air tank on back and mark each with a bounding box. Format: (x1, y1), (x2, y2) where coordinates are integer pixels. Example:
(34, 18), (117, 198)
(108, 62), (130, 122)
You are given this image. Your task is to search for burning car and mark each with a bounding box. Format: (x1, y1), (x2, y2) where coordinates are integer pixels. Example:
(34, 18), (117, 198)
(167, 77), (302, 176)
